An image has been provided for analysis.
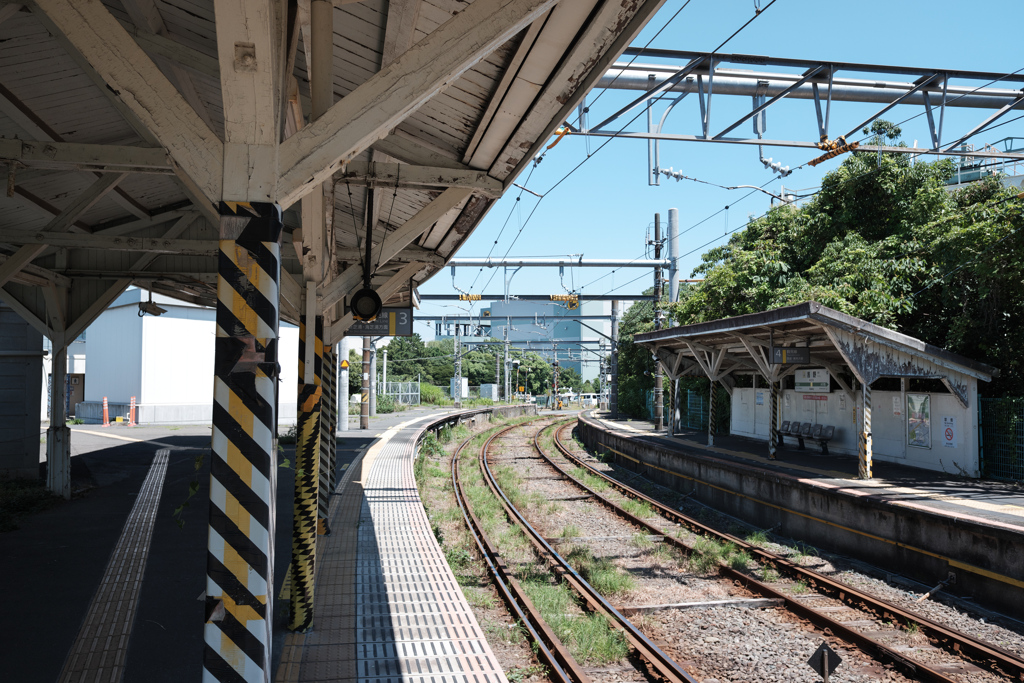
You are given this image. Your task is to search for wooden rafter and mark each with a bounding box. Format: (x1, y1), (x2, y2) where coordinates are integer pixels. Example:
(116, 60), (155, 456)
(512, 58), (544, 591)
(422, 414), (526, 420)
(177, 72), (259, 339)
(277, 0), (557, 207)
(33, 0), (224, 200)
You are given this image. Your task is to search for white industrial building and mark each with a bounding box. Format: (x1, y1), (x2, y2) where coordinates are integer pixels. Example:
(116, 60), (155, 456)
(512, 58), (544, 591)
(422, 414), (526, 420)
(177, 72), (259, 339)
(76, 288), (300, 425)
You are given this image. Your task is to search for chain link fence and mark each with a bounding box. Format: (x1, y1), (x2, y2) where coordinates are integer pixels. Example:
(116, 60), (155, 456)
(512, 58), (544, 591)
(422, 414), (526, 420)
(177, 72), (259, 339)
(980, 397), (1024, 481)
(377, 381), (421, 405)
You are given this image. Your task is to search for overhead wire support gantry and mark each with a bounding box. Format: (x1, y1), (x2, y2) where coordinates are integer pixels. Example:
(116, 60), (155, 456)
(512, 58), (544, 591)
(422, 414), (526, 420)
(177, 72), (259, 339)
(569, 50), (1024, 184)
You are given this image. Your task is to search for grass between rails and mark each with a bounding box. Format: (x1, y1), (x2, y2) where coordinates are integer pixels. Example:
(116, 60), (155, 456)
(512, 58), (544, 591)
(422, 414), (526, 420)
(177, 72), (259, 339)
(448, 419), (630, 665)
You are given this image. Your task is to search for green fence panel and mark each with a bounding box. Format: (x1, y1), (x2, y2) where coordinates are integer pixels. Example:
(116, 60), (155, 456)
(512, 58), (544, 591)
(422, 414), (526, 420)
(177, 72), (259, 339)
(980, 397), (1024, 481)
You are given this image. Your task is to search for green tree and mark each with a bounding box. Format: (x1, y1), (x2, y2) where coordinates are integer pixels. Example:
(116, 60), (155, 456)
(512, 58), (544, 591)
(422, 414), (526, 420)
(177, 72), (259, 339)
(668, 121), (1024, 395)
(556, 365), (583, 392)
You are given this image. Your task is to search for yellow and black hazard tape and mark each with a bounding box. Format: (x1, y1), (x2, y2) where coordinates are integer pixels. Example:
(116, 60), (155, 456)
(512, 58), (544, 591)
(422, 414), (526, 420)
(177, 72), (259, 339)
(289, 316), (323, 632)
(205, 201), (282, 682)
(318, 346), (336, 530)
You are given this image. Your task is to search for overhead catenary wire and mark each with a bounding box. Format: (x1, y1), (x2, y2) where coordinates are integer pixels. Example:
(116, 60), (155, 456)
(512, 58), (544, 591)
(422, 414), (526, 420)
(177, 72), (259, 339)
(463, 0), (781, 309)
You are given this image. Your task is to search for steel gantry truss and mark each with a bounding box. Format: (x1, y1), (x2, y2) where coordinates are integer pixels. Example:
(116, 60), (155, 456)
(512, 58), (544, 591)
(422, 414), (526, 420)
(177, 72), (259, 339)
(575, 49), (1024, 183)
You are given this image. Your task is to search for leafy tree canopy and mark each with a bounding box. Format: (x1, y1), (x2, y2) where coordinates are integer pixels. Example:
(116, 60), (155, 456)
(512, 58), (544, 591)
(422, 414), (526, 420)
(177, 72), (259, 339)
(668, 121), (1024, 395)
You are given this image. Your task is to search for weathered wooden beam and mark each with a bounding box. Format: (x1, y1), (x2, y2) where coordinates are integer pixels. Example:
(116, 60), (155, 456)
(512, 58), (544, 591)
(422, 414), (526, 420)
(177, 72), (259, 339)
(0, 4), (24, 26)
(335, 244), (444, 267)
(215, 0), (284, 201)
(62, 215), (198, 341)
(381, 0), (421, 67)
(0, 285), (51, 338)
(0, 139), (172, 173)
(33, 0), (224, 200)
(11, 186), (90, 230)
(0, 230), (217, 254)
(117, 21), (221, 80)
(337, 162), (501, 196)
(0, 81), (152, 218)
(276, 0), (556, 207)
(0, 173), (126, 287)
(318, 187), (470, 306)
(0, 253), (71, 287)
(370, 135), (472, 171)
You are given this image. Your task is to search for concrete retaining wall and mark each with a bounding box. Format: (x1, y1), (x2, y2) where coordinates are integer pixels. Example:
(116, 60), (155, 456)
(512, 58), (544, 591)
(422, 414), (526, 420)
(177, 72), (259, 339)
(577, 413), (1024, 616)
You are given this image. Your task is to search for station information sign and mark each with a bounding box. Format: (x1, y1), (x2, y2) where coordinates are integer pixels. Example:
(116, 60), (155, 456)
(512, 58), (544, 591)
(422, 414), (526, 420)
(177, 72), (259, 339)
(771, 346), (809, 364)
(347, 308), (414, 336)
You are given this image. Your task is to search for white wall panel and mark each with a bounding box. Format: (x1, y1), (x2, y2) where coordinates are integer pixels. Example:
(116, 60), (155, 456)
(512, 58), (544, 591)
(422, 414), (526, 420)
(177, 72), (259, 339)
(729, 384), (979, 475)
(141, 308), (215, 405)
(84, 306), (142, 403)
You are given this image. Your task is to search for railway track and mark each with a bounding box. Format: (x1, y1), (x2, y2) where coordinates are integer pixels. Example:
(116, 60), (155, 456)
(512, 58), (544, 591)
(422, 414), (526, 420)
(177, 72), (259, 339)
(442, 415), (1024, 683)
(453, 417), (699, 683)
(541, 418), (1024, 683)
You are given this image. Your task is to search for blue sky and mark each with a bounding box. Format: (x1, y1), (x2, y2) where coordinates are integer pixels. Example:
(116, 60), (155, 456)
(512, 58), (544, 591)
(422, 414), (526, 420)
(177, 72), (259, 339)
(415, 0), (1024, 340)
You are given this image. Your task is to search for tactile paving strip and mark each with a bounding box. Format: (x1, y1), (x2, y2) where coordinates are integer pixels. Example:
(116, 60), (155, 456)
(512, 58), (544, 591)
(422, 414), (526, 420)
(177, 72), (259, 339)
(57, 449), (169, 683)
(356, 423), (506, 683)
(292, 420), (508, 683)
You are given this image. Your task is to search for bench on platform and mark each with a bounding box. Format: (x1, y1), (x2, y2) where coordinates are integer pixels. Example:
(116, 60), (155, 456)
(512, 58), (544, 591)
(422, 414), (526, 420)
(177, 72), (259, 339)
(778, 421), (835, 454)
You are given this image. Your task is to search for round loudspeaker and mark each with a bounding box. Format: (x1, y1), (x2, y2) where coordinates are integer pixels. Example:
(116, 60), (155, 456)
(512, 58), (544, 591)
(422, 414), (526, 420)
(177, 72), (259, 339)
(351, 288), (383, 322)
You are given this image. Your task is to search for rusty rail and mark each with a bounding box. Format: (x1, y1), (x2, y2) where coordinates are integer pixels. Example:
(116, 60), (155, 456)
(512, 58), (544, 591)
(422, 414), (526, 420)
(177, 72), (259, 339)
(450, 419), (588, 683)
(549, 420), (1024, 683)
(483, 423), (700, 683)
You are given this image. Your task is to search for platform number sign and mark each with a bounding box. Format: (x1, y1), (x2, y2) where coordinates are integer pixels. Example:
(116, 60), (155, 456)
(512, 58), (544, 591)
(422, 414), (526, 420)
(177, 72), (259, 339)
(347, 308), (414, 336)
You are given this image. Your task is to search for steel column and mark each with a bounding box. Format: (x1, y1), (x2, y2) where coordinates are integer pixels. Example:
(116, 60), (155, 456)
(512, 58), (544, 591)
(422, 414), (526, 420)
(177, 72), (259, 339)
(205, 201), (282, 682)
(610, 300), (619, 420)
(653, 214), (663, 430)
(289, 315), (323, 631)
(768, 380), (778, 460)
(360, 336), (370, 429)
(668, 208), (679, 304)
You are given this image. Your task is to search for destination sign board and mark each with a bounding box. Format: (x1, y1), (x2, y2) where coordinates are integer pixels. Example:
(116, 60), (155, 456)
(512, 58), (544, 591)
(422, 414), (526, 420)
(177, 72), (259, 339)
(347, 308), (414, 336)
(770, 346), (810, 364)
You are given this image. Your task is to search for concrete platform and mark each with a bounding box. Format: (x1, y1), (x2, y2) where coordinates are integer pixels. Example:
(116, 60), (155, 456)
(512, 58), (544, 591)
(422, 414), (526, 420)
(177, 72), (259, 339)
(578, 411), (1024, 616)
(0, 406), (469, 682)
(275, 412), (508, 683)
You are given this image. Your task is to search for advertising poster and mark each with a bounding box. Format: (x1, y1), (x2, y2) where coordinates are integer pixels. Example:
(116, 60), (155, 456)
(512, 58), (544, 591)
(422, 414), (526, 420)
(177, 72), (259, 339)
(756, 391), (764, 406)
(907, 393), (931, 448)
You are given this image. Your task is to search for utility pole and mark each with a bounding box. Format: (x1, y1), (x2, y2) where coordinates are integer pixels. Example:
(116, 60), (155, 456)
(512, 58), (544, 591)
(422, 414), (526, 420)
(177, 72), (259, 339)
(503, 323), (510, 404)
(552, 357), (560, 410)
(653, 213), (664, 430)
(369, 339), (377, 417)
(454, 325), (462, 409)
(340, 339), (349, 432)
(610, 300), (619, 419)
(495, 345), (501, 401)
(361, 335), (370, 429)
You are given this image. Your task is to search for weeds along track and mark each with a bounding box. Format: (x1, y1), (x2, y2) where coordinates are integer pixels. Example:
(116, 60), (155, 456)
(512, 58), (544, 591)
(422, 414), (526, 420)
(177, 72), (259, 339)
(454, 417), (698, 683)
(543, 419), (1024, 683)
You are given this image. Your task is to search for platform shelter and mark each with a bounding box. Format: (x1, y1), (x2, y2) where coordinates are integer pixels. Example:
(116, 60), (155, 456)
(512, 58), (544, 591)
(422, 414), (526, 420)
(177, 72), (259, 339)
(634, 302), (998, 479)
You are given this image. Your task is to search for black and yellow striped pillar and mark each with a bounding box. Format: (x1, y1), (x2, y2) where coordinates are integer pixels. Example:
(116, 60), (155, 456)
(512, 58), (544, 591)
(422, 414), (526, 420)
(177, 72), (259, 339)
(289, 316), (323, 632)
(326, 346), (338, 491)
(707, 379), (717, 447)
(317, 345), (336, 529)
(768, 379), (779, 460)
(205, 201), (281, 682)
